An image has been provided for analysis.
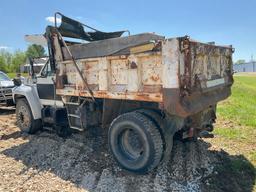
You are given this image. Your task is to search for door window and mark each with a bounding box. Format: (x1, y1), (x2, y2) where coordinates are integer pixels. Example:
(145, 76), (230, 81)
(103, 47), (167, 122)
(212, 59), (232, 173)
(40, 60), (53, 77)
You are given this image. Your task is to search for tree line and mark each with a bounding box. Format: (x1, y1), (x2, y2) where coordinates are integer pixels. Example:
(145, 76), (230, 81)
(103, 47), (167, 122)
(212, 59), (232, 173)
(0, 44), (46, 73)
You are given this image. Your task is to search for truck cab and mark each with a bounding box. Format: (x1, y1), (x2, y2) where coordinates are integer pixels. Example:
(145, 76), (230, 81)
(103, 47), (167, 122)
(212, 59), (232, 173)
(13, 57), (69, 135)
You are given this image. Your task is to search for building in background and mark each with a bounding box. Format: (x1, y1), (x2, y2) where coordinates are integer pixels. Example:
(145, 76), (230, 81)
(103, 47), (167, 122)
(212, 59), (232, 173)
(20, 57), (48, 73)
(233, 61), (256, 72)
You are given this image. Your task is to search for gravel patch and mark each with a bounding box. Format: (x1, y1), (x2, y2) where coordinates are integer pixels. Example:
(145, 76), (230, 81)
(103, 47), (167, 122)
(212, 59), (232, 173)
(0, 108), (254, 192)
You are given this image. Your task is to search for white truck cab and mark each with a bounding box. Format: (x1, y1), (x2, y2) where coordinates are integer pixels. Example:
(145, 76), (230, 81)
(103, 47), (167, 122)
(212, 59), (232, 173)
(13, 58), (67, 135)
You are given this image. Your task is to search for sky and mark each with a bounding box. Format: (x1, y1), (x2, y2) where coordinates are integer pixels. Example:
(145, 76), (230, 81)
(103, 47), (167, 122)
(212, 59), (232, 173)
(0, 0), (255, 62)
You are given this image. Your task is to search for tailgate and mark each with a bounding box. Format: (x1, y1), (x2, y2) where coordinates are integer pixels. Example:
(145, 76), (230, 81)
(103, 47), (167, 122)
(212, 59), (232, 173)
(162, 37), (234, 117)
(180, 37), (234, 95)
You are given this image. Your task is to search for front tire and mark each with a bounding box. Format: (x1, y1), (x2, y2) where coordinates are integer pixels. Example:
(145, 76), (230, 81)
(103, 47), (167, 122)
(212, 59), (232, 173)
(16, 98), (41, 134)
(108, 112), (163, 173)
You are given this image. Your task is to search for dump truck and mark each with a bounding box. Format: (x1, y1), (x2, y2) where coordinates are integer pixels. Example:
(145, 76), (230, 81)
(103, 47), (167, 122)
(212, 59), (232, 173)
(13, 13), (234, 173)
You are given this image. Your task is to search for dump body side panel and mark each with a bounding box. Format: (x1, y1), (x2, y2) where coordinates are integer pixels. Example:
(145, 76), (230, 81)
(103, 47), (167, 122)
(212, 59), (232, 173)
(56, 52), (164, 102)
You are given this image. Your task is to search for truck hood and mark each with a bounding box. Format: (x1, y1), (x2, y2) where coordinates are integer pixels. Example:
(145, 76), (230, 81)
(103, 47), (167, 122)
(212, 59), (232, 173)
(0, 80), (14, 88)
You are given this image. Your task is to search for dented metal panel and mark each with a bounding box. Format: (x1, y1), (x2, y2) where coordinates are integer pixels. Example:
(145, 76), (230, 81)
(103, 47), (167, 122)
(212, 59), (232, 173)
(110, 59), (128, 85)
(190, 41), (233, 83)
(82, 60), (99, 85)
(57, 51), (165, 102)
(140, 54), (162, 85)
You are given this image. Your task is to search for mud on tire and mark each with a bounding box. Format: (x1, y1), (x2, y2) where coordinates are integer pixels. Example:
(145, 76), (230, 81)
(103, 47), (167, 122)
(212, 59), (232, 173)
(16, 98), (41, 134)
(108, 112), (163, 173)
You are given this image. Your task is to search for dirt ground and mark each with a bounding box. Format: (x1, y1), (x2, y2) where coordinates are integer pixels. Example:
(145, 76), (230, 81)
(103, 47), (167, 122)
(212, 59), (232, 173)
(0, 107), (255, 192)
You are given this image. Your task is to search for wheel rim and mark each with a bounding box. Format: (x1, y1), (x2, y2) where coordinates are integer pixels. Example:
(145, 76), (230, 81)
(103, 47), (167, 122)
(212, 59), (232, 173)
(17, 105), (31, 129)
(119, 126), (144, 160)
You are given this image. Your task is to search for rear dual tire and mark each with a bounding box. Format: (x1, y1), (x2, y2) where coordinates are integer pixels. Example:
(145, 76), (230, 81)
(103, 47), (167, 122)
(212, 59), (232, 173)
(108, 111), (164, 173)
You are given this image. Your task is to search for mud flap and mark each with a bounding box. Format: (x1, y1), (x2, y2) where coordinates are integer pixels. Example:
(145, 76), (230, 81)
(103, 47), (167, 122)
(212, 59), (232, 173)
(162, 115), (184, 164)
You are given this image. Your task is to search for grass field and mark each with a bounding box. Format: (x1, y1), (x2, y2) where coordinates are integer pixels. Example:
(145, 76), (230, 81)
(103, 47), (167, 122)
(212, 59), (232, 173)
(209, 73), (256, 191)
(6, 73), (28, 79)
(214, 74), (256, 163)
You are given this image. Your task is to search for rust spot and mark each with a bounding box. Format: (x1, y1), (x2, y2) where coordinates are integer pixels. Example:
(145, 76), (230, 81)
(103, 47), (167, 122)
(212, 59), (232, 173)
(180, 36), (192, 96)
(133, 93), (151, 101)
(57, 89), (163, 102)
(85, 64), (91, 70)
(130, 61), (137, 69)
(142, 85), (162, 93)
(55, 69), (68, 89)
(150, 75), (160, 82)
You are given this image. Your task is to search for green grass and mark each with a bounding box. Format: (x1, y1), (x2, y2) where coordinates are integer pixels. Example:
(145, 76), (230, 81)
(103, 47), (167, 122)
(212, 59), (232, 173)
(217, 75), (256, 127)
(213, 74), (256, 164)
(6, 73), (28, 79)
(215, 75), (256, 141)
(211, 74), (256, 191)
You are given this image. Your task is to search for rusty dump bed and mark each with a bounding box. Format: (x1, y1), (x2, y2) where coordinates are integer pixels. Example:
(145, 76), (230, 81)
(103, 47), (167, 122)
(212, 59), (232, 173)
(55, 33), (233, 117)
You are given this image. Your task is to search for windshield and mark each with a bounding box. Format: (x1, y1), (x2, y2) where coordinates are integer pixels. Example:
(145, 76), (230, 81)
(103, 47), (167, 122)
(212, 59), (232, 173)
(0, 73), (10, 81)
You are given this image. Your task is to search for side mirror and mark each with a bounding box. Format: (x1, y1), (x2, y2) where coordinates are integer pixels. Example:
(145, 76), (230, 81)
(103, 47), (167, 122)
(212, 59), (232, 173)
(40, 71), (47, 78)
(13, 78), (22, 86)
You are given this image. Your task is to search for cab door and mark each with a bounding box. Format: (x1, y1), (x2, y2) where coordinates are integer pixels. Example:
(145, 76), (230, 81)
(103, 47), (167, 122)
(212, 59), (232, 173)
(36, 60), (58, 105)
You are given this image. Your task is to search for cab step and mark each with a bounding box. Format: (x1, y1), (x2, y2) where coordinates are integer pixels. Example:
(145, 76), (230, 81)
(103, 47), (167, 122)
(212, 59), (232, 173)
(65, 101), (84, 131)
